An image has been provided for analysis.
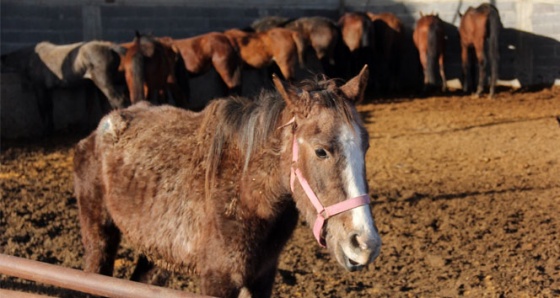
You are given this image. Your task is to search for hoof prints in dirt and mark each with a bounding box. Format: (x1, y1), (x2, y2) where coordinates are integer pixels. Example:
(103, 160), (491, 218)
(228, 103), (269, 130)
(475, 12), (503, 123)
(1, 88), (560, 297)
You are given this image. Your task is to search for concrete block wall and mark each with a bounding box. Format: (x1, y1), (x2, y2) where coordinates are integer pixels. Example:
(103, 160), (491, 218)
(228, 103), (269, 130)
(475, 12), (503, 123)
(1, 0), (558, 84)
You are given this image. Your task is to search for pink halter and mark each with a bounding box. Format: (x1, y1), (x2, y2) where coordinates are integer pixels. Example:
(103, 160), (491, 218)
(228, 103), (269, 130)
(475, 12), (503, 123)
(286, 118), (371, 247)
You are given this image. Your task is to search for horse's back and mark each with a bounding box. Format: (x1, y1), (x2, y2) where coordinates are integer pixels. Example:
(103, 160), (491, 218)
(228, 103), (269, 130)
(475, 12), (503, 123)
(460, 4), (500, 44)
(32, 41), (84, 81)
(173, 32), (233, 70)
(339, 12), (370, 52)
(75, 101), (212, 269)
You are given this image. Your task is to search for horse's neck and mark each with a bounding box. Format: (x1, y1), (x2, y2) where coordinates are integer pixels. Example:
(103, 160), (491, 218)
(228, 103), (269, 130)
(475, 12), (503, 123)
(238, 111), (295, 219)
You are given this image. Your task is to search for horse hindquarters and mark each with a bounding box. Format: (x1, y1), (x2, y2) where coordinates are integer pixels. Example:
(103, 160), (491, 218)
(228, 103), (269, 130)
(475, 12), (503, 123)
(73, 133), (122, 276)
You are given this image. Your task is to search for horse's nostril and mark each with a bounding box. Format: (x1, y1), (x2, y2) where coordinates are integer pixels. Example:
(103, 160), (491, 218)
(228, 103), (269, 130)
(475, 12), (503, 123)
(350, 233), (362, 250)
(350, 232), (373, 251)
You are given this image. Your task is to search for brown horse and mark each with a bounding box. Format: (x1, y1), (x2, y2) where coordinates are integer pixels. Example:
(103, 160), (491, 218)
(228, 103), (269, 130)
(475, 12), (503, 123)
(459, 3), (502, 98)
(285, 17), (340, 66)
(73, 65), (381, 298)
(413, 13), (447, 92)
(171, 32), (242, 94)
(366, 12), (405, 94)
(0, 40), (127, 134)
(252, 16), (341, 78)
(223, 27), (305, 80)
(120, 33), (187, 107)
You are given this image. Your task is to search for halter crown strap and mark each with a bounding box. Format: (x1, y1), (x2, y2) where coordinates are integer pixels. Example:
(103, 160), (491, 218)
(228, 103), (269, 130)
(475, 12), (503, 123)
(285, 118), (370, 247)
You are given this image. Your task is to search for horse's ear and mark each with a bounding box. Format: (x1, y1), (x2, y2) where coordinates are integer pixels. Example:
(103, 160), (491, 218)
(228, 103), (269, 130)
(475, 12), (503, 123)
(340, 65), (369, 103)
(419, 11), (424, 17)
(135, 30), (141, 39)
(272, 74), (311, 117)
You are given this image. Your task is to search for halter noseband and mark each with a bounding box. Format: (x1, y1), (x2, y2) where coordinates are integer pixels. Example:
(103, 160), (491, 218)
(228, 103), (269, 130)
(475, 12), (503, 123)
(285, 118), (371, 247)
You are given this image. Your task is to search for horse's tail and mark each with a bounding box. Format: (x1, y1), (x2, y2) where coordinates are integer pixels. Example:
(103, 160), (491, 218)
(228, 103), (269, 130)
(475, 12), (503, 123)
(124, 42), (146, 104)
(361, 16), (372, 48)
(291, 31), (306, 68)
(486, 5), (502, 85)
(426, 21), (439, 85)
(228, 44), (242, 89)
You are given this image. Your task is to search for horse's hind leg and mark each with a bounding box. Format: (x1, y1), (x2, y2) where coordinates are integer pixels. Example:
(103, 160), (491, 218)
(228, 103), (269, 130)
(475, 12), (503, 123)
(74, 137), (121, 276)
(475, 46), (487, 98)
(78, 198), (121, 276)
(488, 44), (499, 98)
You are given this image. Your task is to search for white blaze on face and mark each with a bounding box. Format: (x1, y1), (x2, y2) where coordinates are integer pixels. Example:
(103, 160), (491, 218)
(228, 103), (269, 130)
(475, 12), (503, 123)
(339, 122), (376, 239)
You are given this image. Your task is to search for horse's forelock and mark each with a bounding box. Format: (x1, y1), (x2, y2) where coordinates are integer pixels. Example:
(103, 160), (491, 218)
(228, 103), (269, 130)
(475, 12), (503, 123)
(297, 77), (358, 128)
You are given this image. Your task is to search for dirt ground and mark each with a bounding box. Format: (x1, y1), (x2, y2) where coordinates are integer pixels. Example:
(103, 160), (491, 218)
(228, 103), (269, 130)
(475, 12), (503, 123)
(1, 87), (559, 297)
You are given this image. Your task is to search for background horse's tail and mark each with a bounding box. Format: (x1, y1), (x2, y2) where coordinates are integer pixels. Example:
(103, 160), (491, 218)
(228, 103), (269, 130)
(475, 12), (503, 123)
(426, 21), (439, 85)
(291, 31), (306, 68)
(228, 44), (242, 89)
(486, 5), (502, 87)
(124, 40), (146, 104)
(361, 16), (372, 48)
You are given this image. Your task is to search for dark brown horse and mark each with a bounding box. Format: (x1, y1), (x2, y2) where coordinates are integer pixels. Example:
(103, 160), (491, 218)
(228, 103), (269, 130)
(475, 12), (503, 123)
(120, 33), (187, 107)
(171, 32), (242, 95)
(73, 65), (381, 298)
(459, 3), (502, 98)
(250, 16), (291, 31)
(366, 12), (405, 94)
(338, 12), (374, 80)
(338, 12), (372, 53)
(224, 27), (305, 80)
(413, 13), (447, 92)
(0, 41), (127, 134)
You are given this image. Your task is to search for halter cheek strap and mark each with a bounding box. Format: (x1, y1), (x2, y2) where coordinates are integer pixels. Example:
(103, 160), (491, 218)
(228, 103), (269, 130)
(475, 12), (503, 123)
(286, 118), (371, 247)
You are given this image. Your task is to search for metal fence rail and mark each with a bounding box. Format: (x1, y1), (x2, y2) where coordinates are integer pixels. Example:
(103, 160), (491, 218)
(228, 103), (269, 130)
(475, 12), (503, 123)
(0, 254), (214, 298)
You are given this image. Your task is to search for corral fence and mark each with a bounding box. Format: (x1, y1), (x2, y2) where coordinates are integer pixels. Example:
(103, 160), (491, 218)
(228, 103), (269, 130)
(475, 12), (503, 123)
(0, 253), (214, 298)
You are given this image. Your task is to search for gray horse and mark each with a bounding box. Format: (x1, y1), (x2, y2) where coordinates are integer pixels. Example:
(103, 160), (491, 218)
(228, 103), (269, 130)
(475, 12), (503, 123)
(1, 40), (128, 134)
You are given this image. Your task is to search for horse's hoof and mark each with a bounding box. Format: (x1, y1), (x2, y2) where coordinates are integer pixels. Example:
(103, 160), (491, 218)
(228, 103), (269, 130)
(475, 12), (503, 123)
(471, 93), (481, 99)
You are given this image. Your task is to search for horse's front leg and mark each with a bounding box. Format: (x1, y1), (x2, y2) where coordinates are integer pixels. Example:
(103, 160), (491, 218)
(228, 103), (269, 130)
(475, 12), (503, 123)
(33, 86), (54, 135)
(246, 266), (278, 298)
(460, 45), (470, 94)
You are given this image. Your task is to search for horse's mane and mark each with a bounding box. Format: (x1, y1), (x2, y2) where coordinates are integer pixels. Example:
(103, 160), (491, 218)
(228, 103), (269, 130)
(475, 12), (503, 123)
(203, 76), (356, 198)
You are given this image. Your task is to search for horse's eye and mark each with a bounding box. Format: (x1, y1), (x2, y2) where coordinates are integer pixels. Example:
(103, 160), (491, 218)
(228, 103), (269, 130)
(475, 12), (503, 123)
(315, 148), (328, 159)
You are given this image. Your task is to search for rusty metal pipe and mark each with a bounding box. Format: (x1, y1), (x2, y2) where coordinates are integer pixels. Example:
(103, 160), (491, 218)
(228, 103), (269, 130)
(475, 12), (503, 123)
(0, 254), (213, 298)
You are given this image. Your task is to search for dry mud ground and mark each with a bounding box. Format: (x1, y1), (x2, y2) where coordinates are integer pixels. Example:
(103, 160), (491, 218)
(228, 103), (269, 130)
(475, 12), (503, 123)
(1, 87), (559, 297)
